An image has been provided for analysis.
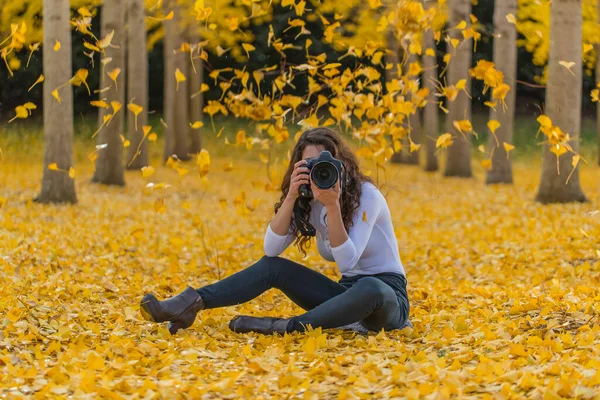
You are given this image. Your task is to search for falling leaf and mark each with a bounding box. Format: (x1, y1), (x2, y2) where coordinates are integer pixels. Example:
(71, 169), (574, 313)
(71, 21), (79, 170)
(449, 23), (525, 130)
(242, 43), (256, 57)
(8, 106), (28, 123)
(141, 166), (155, 178)
(190, 121), (204, 129)
(128, 103), (143, 131)
(559, 61), (576, 76)
(108, 68), (121, 89)
(505, 14), (516, 24)
(28, 74), (44, 92)
(48, 163), (59, 171)
(503, 142), (515, 158)
(52, 89), (61, 104)
(68, 167), (75, 179)
(175, 68), (186, 91)
(98, 30), (115, 49)
(53, 40), (61, 51)
(436, 133), (453, 149)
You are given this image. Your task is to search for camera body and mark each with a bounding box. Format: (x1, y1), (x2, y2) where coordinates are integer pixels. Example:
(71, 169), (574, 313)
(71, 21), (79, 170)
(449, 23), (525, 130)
(298, 151), (343, 198)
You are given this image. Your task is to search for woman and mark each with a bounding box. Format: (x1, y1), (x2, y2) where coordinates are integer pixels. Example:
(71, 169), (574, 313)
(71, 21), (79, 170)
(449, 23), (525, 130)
(140, 127), (410, 335)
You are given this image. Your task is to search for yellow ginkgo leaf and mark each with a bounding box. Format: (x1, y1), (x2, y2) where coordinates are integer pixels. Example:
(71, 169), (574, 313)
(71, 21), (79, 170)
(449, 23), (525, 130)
(90, 100), (110, 108)
(108, 68), (121, 89)
(48, 163), (60, 171)
(127, 103), (143, 131)
(73, 69), (91, 95)
(409, 140), (421, 153)
(503, 142), (515, 158)
(558, 61), (576, 76)
(436, 133), (453, 149)
(175, 68), (186, 91)
(455, 21), (467, 30)
(8, 106), (28, 123)
(148, 133), (158, 142)
(98, 30), (114, 49)
(68, 167), (75, 179)
(28, 74), (44, 92)
(53, 40), (61, 51)
(52, 89), (61, 104)
(111, 101), (122, 113)
(141, 166), (155, 178)
(481, 159), (492, 170)
(190, 121), (204, 129)
(505, 14), (516, 24)
(242, 43), (256, 57)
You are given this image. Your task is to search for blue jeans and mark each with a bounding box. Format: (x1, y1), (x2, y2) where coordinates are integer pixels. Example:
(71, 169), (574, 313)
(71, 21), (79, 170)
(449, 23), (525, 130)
(196, 256), (410, 332)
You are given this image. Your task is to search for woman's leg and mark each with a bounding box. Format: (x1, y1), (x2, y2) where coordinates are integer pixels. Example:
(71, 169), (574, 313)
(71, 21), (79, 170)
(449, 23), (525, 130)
(196, 256), (347, 311)
(288, 277), (405, 332)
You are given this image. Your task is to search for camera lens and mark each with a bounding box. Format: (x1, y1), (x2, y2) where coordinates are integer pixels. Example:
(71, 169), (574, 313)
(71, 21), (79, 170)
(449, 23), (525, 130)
(311, 162), (338, 189)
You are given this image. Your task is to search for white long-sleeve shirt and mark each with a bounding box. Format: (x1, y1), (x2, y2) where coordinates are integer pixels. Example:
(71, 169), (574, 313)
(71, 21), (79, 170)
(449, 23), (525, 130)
(264, 182), (405, 277)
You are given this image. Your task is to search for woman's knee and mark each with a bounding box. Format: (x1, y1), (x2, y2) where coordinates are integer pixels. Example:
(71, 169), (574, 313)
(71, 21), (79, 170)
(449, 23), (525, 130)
(354, 277), (395, 302)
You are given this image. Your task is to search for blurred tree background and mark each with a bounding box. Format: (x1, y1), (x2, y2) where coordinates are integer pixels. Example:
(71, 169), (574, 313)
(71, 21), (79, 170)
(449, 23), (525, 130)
(1, 0), (596, 120)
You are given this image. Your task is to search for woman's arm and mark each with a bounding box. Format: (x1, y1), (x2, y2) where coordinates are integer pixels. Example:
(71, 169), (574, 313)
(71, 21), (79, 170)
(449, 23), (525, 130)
(269, 196), (296, 236)
(264, 160), (309, 256)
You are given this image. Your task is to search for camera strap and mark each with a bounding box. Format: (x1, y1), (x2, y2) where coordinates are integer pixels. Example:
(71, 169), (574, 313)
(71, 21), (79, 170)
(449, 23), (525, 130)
(294, 197), (316, 237)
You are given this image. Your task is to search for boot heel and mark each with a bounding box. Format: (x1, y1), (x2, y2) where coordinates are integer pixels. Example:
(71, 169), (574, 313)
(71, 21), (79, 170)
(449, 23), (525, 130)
(168, 320), (191, 335)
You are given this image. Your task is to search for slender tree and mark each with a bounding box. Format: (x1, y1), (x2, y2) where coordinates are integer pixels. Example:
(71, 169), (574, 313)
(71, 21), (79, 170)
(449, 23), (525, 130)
(188, 29), (204, 155)
(126, 0), (149, 169)
(486, 0), (517, 184)
(163, 3), (190, 161)
(444, 0), (472, 177)
(402, 49), (421, 166)
(422, 25), (439, 172)
(163, 0), (176, 162)
(173, 14), (191, 160)
(535, 0), (587, 203)
(93, 1), (126, 185)
(37, 0), (77, 203)
(387, 29), (404, 164)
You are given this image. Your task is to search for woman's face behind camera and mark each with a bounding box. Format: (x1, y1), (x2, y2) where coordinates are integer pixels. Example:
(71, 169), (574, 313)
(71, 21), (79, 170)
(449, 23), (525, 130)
(302, 144), (326, 161)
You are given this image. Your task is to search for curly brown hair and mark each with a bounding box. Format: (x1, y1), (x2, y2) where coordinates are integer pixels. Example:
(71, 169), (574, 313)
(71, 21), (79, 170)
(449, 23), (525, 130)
(274, 127), (372, 254)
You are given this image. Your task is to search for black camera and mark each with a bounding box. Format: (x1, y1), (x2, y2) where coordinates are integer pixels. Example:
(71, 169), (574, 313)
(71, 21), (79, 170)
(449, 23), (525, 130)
(298, 151), (343, 198)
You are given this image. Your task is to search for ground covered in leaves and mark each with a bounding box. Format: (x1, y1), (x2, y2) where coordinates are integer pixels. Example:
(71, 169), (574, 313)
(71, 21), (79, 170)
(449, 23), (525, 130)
(1, 143), (600, 399)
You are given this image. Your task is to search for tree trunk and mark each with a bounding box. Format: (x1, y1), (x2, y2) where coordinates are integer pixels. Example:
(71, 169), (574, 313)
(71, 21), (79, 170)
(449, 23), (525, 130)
(535, 0), (587, 203)
(444, 0), (472, 177)
(162, 4), (190, 161)
(93, 2), (126, 185)
(402, 50), (421, 166)
(126, 0), (149, 169)
(37, 0), (77, 203)
(188, 29), (204, 155)
(163, 0), (176, 162)
(422, 26), (439, 172)
(486, 0), (516, 184)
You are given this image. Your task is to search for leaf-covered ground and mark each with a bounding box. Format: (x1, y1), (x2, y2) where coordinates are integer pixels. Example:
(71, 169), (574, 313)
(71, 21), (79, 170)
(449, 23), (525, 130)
(1, 148), (600, 399)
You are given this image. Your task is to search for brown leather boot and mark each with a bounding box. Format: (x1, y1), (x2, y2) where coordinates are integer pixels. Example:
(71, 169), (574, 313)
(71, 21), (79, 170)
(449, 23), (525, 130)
(229, 316), (292, 335)
(140, 286), (205, 334)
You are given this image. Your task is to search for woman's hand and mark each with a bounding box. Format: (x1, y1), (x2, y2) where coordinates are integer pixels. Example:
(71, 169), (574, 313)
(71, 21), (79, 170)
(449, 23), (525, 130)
(311, 178), (341, 210)
(286, 160), (310, 202)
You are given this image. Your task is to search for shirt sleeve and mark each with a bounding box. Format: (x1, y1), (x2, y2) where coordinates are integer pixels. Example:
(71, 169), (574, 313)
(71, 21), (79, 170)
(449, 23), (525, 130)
(263, 223), (296, 257)
(330, 190), (383, 274)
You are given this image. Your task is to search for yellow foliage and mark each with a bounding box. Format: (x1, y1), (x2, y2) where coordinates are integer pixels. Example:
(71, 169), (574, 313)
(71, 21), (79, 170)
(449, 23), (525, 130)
(1, 148), (600, 397)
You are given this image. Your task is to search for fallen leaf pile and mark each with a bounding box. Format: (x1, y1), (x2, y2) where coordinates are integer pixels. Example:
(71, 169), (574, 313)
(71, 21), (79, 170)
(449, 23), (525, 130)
(1, 144), (600, 398)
